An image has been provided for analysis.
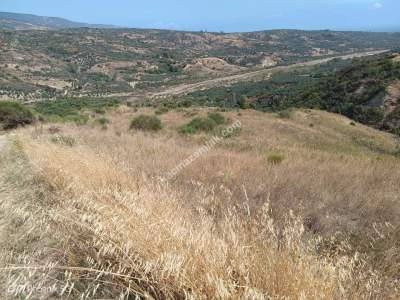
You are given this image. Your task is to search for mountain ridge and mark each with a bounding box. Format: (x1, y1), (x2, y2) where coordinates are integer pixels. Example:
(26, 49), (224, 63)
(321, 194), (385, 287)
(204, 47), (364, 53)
(0, 11), (116, 30)
(1, 11), (400, 33)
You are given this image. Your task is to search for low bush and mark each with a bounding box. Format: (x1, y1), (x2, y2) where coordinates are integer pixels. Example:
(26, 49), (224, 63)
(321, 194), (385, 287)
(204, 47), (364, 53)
(178, 117), (217, 134)
(96, 117), (110, 126)
(207, 112), (226, 125)
(130, 115), (162, 131)
(177, 125), (197, 135)
(95, 117), (110, 130)
(33, 97), (119, 124)
(0, 101), (35, 129)
(94, 108), (106, 114)
(155, 106), (169, 115)
(267, 153), (285, 164)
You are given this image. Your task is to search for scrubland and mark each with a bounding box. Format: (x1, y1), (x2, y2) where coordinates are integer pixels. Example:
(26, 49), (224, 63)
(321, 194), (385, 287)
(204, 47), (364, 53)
(0, 106), (399, 299)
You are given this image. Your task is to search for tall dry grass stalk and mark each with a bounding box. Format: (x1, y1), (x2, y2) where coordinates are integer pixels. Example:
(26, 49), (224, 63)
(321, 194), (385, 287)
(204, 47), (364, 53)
(0, 124), (398, 299)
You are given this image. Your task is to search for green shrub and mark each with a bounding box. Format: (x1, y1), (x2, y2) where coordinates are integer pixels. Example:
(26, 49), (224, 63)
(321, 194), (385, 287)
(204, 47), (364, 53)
(178, 125), (197, 135)
(70, 114), (89, 125)
(130, 115), (162, 131)
(177, 99), (193, 108)
(188, 117), (217, 132)
(155, 106), (169, 115)
(34, 97), (119, 124)
(178, 117), (217, 135)
(393, 128), (400, 138)
(96, 117), (110, 126)
(267, 153), (284, 165)
(178, 113), (229, 135)
(207, 112), (226, 125)
(94, 108), (106, 114)
(238, 95), (250, 109)
(0, 101), (35, 129)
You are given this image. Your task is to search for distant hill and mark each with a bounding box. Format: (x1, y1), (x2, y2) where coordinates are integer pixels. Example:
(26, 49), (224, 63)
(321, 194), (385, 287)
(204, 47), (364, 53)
(1, 26), (400, 100)
(176, 52), (400, 134)
(0, 11), (115, 30)
(289, 53), (400, 133)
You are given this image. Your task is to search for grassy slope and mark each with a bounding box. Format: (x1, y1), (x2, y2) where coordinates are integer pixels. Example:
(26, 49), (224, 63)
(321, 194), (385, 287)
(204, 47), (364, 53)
(0, 107), (399, 298)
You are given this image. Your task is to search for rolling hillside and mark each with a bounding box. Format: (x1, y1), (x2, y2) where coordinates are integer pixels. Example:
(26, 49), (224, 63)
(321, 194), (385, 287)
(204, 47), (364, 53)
(1, 7), (400, 300)
(291, 53), (400, 133)
(0, 25), (400, 101)
(0, 11), (113, 30)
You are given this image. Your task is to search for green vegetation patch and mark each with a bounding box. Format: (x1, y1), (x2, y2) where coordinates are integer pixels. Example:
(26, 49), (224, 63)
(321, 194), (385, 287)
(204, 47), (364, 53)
(178, 117), (217, 134)
(33, 97), (120, 124)
(178, 113), (226, 135)
(130, 115), (162, 131)
(0, 101), (35, 129)
(95, 117), (110, 126)
(267, 153), (285, 165)
(207, 112), (226, 125)
(292, 55), (400, 127)
(155, 106), (169, 115)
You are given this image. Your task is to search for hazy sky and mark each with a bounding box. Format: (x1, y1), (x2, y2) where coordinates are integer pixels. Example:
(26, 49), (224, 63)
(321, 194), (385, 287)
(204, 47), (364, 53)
(1, 0), (399, 32)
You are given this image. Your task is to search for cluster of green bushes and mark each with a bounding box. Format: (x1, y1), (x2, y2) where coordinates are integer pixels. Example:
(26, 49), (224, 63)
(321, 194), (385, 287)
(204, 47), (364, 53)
(155, 106), (169, 115)
(130, 115), (162, 131)
(290, 54), (400, 127)
(95, 117), (110, 130)
(178, 112), (227, 134)
(177, 59), (351, 112)
(33, 97), (120, 124)
(0, 101), (35, 129)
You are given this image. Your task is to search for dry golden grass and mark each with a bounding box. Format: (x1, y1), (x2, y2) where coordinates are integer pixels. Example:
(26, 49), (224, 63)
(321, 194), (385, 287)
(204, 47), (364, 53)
(0, 107), (399, 299)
